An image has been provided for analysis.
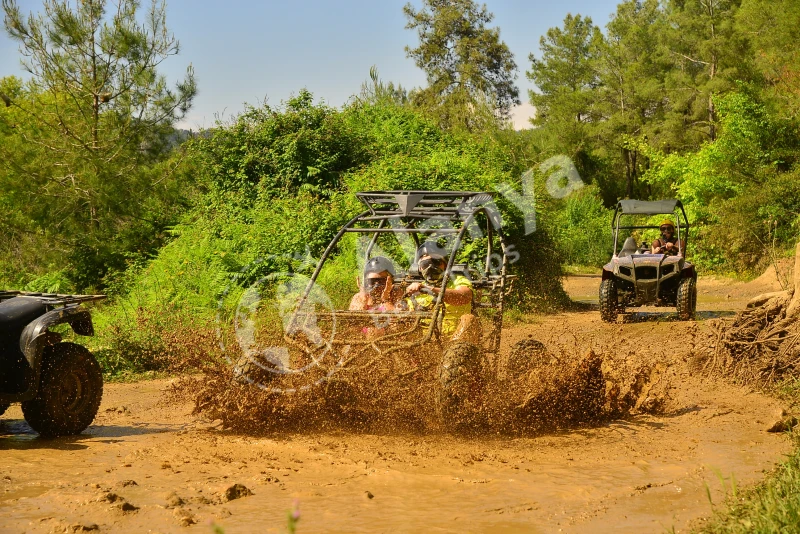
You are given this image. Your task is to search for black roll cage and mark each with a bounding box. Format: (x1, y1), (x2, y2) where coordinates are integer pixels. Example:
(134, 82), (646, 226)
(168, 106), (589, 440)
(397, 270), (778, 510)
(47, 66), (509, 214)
(286, 191), (514, 353)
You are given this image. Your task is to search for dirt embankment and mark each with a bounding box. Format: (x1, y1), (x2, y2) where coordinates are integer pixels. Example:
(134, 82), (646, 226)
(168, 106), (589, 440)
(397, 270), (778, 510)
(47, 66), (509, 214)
(0, 274), (794, 533)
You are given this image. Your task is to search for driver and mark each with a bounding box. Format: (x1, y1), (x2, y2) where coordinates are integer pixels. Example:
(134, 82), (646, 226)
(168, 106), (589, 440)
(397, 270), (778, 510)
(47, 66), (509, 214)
(404, 242), (481, 344)
(651, 219), (684, 256)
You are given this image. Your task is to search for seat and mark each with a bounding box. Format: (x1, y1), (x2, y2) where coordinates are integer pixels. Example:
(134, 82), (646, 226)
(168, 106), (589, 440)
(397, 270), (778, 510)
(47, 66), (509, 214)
(618, 237), (638, 258)
(0, 297), (48, 338)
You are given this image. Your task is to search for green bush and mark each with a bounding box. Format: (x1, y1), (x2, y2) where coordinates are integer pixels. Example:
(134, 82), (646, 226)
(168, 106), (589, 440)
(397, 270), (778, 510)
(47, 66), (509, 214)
(93, 96), (570, 374)
(548, 186), (614, 267)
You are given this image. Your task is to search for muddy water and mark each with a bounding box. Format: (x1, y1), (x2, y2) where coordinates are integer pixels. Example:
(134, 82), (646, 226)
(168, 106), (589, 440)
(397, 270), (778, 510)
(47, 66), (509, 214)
(0, 276), (793, 533)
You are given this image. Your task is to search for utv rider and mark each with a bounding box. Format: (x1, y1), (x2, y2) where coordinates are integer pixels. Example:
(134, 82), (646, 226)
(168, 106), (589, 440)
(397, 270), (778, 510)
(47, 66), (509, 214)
(651, 220), (684, 256)
(404, 242), (481, 344)
(349, 256), (400, 312)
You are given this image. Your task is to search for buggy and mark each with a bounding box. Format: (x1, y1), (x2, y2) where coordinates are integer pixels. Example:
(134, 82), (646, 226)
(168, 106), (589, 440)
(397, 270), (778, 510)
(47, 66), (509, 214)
(0, 291), (105, 436)
(599, 199), (697, 322)
(233, 191), (517, 425)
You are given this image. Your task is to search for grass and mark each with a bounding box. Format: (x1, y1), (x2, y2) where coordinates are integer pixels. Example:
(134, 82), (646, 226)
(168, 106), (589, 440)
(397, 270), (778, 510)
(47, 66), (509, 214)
(563, 264), (603, 276)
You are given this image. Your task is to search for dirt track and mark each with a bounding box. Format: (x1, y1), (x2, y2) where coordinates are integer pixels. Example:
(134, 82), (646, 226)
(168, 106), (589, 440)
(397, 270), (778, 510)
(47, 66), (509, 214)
(1, 274), (794, 533)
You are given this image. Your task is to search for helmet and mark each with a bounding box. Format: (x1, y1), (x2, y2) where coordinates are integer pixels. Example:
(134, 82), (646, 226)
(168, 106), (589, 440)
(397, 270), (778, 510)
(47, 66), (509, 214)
(364, 256), (395, 278)
(416, 241), (447, 261)
(659, 219), (675, 230)
(416, 242), (448, 283)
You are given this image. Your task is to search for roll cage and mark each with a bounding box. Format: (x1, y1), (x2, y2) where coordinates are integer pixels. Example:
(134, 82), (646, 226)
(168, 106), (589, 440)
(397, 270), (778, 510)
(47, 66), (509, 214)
(612, 199), (690, 257)
(286, 191), (515, 354)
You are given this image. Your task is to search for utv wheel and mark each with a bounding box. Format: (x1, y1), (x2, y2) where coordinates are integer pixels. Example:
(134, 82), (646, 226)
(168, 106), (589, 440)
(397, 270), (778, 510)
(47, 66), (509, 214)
(599, 278), (619, 323)
(438, 342), (484, 430)
(0, 403), (8, 417)
(22, 343), (103, 437)
(676, 277), (697, 320)
(507, 339), (550, 380)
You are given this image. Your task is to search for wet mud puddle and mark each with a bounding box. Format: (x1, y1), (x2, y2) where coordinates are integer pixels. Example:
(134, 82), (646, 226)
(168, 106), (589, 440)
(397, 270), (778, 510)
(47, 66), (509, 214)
(0, 371), (790, 533)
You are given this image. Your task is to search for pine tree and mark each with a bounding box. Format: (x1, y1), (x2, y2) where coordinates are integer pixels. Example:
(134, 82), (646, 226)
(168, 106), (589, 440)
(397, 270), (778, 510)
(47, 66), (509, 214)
(404, 0), (519, 130)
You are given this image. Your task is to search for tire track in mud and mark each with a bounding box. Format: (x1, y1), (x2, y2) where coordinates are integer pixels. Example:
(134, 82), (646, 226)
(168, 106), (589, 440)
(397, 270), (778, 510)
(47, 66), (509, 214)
(0, 276), (794, 533)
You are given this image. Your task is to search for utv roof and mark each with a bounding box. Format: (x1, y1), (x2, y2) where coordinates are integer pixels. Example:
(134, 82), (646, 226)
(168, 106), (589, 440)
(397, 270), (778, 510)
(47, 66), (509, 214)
(617, 199), (682, 215)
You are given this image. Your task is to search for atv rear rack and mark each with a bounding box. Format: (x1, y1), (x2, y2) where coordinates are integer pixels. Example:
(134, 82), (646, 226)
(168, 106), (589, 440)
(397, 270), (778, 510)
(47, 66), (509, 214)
(0, 290), (106, 307)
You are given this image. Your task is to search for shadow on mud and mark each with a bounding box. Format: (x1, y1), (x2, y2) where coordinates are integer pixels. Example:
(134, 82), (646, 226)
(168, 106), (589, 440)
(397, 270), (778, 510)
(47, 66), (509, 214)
(621, 310), (734, 323)
(0, 418), (181, 450)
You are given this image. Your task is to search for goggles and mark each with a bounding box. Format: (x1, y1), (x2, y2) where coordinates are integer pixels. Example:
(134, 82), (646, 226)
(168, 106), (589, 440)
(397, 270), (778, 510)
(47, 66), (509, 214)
(365, 277), (388, 291)
(418, 256), (444, 282)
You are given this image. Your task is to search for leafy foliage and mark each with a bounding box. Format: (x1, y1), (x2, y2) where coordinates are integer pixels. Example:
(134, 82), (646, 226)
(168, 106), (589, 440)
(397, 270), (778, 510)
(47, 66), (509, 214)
(404, 0), (519, 130)
(0, 0), (196, 290)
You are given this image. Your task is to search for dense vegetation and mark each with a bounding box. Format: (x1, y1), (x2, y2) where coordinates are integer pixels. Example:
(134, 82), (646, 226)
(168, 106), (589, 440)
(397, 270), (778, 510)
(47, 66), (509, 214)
(0, 0), (798, 343)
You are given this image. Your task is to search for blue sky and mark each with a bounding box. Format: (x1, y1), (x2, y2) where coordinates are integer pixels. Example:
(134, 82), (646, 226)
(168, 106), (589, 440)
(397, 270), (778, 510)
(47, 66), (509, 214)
(1, 0), (621, 129)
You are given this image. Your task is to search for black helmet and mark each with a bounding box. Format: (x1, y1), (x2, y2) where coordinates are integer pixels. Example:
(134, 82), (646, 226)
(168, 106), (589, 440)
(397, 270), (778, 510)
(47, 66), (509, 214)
(416, 242), (447, 283)
(364, 256), (395, 278)
(416, 241), (448, 262)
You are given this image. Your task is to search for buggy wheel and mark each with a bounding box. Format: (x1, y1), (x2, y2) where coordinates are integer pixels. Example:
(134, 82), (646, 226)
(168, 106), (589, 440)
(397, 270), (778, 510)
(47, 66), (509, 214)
(676, 276), (697, 320)
(506, 339), (550, 380)
(438, 342), (484, 430)
(599, 278), (619, 323)
(232, 354), (276, 387)
(22, 343), (103, 437)
(0, 403), (8, 417)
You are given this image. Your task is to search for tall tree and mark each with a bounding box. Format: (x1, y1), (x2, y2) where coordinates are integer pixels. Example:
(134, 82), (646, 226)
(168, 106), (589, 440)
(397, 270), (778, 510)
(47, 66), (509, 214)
(527, 14), (602, 152)
(737, 0), (800, 118)
(1, 0), (196, 288)
(662, 0), (750, 143)
(594, 0), (669, 197)
(404, 0), (519, 130)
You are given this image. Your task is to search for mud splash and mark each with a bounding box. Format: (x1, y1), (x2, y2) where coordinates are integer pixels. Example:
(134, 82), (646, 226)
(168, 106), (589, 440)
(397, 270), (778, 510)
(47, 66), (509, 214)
(177, 333), (669, 437)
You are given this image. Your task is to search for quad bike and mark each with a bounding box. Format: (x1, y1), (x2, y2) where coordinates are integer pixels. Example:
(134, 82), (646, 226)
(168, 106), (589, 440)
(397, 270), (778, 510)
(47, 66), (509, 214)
(233, 191), (519, 427)
(0, 291), (105, 436)
(599, 199), (697, 322)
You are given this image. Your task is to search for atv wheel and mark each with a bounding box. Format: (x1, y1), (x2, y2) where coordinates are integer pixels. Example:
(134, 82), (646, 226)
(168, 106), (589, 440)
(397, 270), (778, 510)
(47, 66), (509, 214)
(0, 403), (8, 417)
(676, 276), (697, 320)
(22, 343), (103, 437)
(599, 278), (619, 323)
(507, 339), (550, 380)
(438, 342), (484, 430)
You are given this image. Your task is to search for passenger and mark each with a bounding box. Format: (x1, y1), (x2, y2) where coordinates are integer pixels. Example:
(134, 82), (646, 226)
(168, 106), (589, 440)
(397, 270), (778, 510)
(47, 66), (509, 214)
(651, 220), (684, 256)
(404, 242), (481, 344)
(349, 256), (398, 312)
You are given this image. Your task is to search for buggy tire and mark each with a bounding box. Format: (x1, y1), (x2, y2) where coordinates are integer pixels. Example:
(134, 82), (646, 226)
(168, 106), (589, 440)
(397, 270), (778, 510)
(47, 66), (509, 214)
(21, 343), (103, 437)
(599, 278), (618, 323)
(0, 403), (8, 417)
(676, 276), (697, 320)
(438, 342), (484, 430)
(507, 339), (550, 380)
(232, 354), (275, 386)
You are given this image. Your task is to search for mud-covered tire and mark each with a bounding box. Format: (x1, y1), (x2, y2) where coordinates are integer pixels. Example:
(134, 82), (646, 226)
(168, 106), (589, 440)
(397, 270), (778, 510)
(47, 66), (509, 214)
(676, 276), (697, 320)
(507, 339), (550, 380)
(232, 354), (275, 386)
(21, 343), (103, 437)
(438, 342), (484, 429)
(0, 403), (8, 417)
(599, 278), (619, 323)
